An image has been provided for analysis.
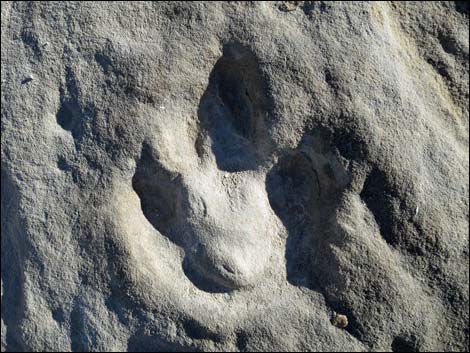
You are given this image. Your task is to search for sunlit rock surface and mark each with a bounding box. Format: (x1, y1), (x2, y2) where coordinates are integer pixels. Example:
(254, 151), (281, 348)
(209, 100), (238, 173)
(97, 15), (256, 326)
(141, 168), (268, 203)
(1, 2), (468, 351)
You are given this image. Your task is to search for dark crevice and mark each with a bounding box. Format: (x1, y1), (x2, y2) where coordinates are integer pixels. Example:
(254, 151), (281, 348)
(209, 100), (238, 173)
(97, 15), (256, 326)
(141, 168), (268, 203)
(95, 52), (115, 75)
(266, 150), (320, 289)
(426, 57), (451, 80)
(52, 308), (65, 324)
(20, 77), (33, 85)
(360, 167), (398, 246)
(56, 67), (95, 144)
(64, 66), (79, 99)
(20, 28), (42, 59)
(235, 331), (249, 352)
(69, 299), (86, 352)
(56, 157), (80, 184)
(57, 156), (69, 171)
(300, 1), (316, 16)
(332, 125), (368, 161)
(266, 128), (372, 344)
(56, 99), (83, 137)
(391, 334), (421, 352)
(131, 143), (182, 238)
(454, 1), (469, 16)
(182, 319), (222, 343)
(359, 166), (429, 257)
(324, 68), (340, 92)
(197, 42), (270, 172)
(267, 129), (350, 289)
(437, 31), (463, 56)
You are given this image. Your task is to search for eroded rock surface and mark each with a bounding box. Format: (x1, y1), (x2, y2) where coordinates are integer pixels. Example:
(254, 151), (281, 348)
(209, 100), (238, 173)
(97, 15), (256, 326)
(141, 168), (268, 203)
(1, 1), (468, 351)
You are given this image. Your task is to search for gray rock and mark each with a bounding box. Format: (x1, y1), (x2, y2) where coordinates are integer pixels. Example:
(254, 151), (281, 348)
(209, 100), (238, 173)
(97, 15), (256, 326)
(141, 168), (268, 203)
(1, 1), (468, 351)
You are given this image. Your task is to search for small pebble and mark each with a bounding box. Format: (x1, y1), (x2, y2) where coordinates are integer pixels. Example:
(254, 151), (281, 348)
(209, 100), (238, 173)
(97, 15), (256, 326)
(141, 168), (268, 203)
(331, 313), (348, 328)
(279, 1), (303, 12)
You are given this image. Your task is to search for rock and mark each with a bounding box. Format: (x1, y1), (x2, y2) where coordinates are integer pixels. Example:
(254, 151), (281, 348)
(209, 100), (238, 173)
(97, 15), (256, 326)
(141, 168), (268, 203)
(279, 1), (304, 12)
(332, 313), (349, 329)
(1, 1), (468, 352)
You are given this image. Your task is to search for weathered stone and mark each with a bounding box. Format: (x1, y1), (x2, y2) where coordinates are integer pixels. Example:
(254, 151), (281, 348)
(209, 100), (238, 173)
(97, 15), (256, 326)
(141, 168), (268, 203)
(1, 1), (468, 351)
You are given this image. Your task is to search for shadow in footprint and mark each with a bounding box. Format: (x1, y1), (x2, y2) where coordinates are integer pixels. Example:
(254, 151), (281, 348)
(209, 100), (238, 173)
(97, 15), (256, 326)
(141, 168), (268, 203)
(131, 142), (183, 238)
(132, 43), (274, 293)
(197, 43), (270, 172)
(267, 150), (321, 288)
(266, 129), (379, 342)
(266, 129), (349, 289)
(132, 143), (237, 294)
(56, 67), (95, 145)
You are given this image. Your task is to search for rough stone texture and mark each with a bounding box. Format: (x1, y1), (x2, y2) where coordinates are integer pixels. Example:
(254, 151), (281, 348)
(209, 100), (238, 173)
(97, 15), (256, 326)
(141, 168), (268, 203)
(1, 1), (468, 352)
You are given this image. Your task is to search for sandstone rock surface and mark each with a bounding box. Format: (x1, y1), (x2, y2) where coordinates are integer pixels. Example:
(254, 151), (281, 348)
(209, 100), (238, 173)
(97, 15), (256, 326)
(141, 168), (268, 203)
(1, 1), (469, 351)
